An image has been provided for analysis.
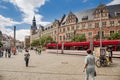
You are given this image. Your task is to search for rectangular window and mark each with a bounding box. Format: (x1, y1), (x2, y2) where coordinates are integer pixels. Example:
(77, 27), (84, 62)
(95, 23), (99, 28)
(63, 28), (65, 32)
(98, 31), (104, 37)
(82, 24), (85, 28)
(76, 26), (79, 29)
(71, 26), (74, 30)
(54, 30), (56, 34)
(88, 32), (92, 38)
(88, 23), (92, 28)
(59, 29), (61, 32)
(63, 35), (65, 40)
(110, 31), (114, 36)
(60, 36), (62, 40)
(67, 27), (70, 31)
(110, 21), (114, 26)
(118, 20), (120, 26)
(102, 22), (106, 27)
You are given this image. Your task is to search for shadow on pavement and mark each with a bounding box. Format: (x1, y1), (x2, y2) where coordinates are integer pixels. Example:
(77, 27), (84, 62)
(0, 75), (3, 80)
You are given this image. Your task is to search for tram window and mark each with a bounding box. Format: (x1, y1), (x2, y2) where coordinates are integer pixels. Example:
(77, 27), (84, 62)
(116, 44), (120, 51)
(58, 46), (61, 49)
(70, 47), (75, 50)
(77, 46), (83, 50)
(75, 47), (78, 50)
(107, 45), (114, 51)
(94, 45), (99, 47)
(48, 47), (56, 49)
(64, 46), (69, 50)
(83, 46), (88, 50)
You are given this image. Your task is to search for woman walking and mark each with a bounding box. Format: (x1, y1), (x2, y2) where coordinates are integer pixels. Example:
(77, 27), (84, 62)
(83, 49), (96, 80)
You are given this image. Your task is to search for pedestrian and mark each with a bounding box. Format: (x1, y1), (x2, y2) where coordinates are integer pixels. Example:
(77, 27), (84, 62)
(7, 47), (11, 58)
(1, 47), (4, 57)
(38, 48), (41, 55)
(83, 49), (96, 80)
(107, 48), (112, 63)
(35, 48), (37, 54)
(5, 48), (8, 58)
(24, 49), (30, 67)
(110, 48), (113, 63)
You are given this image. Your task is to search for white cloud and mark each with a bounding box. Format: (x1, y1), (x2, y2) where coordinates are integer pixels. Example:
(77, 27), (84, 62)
(16, 29), (30, 41)
(107, 0), (120, 5)
(0, 15), (20, 27)
(4, 0), (50, 25)
(0, 15), (29, 41)
(0, 0), (51, 41)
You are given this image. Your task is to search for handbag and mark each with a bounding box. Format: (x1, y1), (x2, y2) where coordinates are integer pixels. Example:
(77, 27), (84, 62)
(94, 71), (96, 77)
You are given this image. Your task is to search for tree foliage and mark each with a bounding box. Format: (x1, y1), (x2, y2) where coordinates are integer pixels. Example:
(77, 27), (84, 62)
(106, 31), (120, 40)
(0, 41), (3, 47)
(71, 34), (86, 42)
(31, 39), (40, 47)
(39, 35), (56, 47)
(31, 35), (56, 47)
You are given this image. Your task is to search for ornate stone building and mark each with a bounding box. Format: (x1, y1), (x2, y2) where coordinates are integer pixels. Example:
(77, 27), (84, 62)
(24, 36), (30, 48)
(30, 4), (120, 44)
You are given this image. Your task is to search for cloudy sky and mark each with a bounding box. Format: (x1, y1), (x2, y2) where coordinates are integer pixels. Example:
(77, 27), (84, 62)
(0, 0), (120, 41)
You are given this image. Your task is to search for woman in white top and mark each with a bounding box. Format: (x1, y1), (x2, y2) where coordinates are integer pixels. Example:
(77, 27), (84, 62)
(83, 49), (95, 80)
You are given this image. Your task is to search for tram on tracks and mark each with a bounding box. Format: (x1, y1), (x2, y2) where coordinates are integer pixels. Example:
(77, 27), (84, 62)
(46, 40), (120, 57)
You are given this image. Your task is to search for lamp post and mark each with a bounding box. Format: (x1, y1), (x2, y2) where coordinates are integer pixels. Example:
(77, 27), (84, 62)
(14, 26), (16, 47)
(74, 27), (77, 42)
(99, 9), (102, 49)
(13, 26), (16, 55)
(57, 26), (59, 54)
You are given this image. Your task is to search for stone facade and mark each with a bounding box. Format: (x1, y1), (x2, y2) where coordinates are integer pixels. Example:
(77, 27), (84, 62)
(24, 36), (30, 48)
(30, 4), (120, 43)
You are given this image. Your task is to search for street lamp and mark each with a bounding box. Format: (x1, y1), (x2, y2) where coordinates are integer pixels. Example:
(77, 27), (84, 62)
(99, 8), (102, 49)
(13, 26), (16, 55)
(74, 27), (77, 42)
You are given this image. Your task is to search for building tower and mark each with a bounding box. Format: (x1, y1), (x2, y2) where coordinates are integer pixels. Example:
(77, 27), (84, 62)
(31, 16), (37, 35)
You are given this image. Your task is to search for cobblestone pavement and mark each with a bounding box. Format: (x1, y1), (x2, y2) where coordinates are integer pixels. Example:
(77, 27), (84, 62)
(0, 50), (120, 80)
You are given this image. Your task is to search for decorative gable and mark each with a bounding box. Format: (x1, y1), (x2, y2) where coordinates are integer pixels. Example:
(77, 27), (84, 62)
(93, 4), (109, 20)
(66, 12), (78, 24)
(53, 19), (59, 27)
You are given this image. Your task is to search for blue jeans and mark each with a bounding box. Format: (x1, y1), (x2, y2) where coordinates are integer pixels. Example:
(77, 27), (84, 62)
(85, 67), (95, 80)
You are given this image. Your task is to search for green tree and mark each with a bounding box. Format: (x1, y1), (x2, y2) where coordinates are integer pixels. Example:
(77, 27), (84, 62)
(31, 35), (56, 48)
(39, 35), (56, 47)
(0, 41), (3, 47)
(71, 34), (86, 42)
(106, 32), (120, 40)
(31, 39), (40, 47)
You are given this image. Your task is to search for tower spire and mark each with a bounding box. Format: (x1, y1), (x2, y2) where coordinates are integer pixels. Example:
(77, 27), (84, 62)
(32, 16), (36, 27)
(31, 16), (37, 35)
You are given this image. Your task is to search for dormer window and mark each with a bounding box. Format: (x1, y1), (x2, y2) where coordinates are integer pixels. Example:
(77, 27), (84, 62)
(82, 16), (88, 21)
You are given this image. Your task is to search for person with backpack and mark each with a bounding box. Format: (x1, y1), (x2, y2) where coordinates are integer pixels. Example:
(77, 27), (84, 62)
(24, 49), (30, 67)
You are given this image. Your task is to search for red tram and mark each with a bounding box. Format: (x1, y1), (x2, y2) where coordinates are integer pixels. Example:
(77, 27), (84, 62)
(46, 40), (120, 57)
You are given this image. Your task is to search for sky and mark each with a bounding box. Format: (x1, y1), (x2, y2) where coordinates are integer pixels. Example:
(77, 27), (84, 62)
(0, 0), (120, 41)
